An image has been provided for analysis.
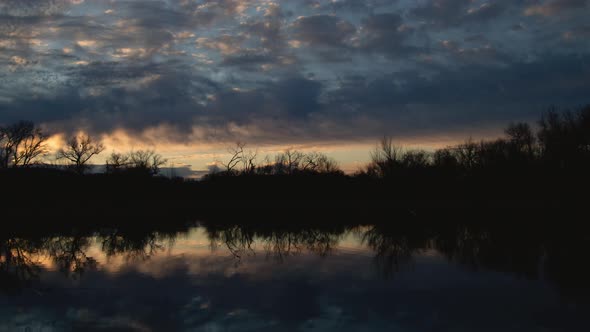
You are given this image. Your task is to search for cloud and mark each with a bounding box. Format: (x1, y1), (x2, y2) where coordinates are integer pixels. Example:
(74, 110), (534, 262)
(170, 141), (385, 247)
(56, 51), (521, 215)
(562, 25), (590, 40)
(410, 0), (512, 27)
(358, 13), (418, 57)
(0, 0), (76, 17)
(524, 0), (589, 17)
(0, 0), (588, 153)
(292, 15), (356, 48)
(321, 53), (590, 139)
(411, 0), (470, 26)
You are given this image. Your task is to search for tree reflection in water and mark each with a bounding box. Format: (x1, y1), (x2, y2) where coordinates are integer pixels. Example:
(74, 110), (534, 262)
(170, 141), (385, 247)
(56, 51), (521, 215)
(0, 210), (588, 304)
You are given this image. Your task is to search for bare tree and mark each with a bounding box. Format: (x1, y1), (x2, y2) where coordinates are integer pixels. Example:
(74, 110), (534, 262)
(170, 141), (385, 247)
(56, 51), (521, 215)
(241, 148), (258, 174)
(128, 150), (167, 175)
(0, 121), (48, 168)
(433, 148), (459, 169)
(505, 122), (535, 158)
(105, 152), (130, 173)
(301, 152), (322, 171)
(285, 149), (304, 174)
(400, 150), (430, 169)
(219, 142), (260, 175)
(105, 150), (166, 175)
(454, 138), (479, 170)
(255, 155), (275, 175)
(368, 136), (403, 177)
(56, 134), (105, 174)
(371, 136), (402, 165)
(302, 152), (341, 173)
(274, 149), (304, 174)
(318, 156), (341, 174)
(221, 141), (245, 174)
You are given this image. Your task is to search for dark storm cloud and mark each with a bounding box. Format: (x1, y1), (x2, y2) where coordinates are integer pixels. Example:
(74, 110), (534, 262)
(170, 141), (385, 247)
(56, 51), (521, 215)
(357, 13), (420, 58)
(331, 54), (590, 108)
(202, 76), (322, 124)
(221, 52), (275, 68)
(316, 53), (590, 141)
(290, 14), (358, 61)
(0, 0), (588, 145)
(438, 40), (512, 66)
(292, 15), (356, 48)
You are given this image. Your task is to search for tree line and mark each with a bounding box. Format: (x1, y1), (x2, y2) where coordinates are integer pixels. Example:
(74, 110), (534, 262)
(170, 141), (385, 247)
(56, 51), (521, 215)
(206, 104), (590, 179)
(360, 104), (590, 178)
(0, 121), (166, 176)
(1, 104), (589, 179)
(206, 141), (342, 177)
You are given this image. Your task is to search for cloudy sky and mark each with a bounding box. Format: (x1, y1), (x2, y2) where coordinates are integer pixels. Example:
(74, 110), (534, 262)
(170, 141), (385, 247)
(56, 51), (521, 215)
(0, 0), (588, 172)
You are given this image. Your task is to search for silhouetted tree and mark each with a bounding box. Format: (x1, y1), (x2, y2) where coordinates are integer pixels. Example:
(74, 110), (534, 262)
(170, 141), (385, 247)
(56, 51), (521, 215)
(454, 138), (479, 170)
(0, 121), (48, 168)
(400, 150), (430, 169)
(433, 148), (459, 169)
(474, 139), (510, 169)
(366, 136), (403, 177)
(252, 150), (342, 175)
(241, 148), (258, 174)
(213, 142), (259, 176)
(206, 144), (342, 177)
(538, 106), (590, 168)
(56, 134), (105, 174)
(221, 141), (246, 174)
(105, 150), (166, 175)
(505, 122), (536, 159)
(105, 152), (130, 173)
(129, 150), (167, 175)
(274, 149), (304, 175)
(301, 152), (341, 174)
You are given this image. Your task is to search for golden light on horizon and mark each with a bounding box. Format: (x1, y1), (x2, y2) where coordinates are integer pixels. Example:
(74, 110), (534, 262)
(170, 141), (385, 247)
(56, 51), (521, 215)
(42, 123), (506, 173)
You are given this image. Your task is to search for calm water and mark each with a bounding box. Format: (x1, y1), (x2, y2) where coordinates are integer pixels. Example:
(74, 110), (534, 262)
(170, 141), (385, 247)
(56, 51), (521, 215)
(1, 223), (588, 331)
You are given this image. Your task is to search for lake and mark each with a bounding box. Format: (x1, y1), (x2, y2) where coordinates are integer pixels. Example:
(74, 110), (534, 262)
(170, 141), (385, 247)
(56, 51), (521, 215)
(1, 220), (588, 331)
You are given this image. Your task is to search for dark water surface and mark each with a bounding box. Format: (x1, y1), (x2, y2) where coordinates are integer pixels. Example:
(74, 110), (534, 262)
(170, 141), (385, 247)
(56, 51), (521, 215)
(1, 220), (588, 331)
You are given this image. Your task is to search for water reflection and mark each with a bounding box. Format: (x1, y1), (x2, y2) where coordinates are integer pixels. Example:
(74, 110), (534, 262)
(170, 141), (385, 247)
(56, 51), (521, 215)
(1, 217), (589, 331)
(207, 225), (344, 263)
(0, 238), (43, 294)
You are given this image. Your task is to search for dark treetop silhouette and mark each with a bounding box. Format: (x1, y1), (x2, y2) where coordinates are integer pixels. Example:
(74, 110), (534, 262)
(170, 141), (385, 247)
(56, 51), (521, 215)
(1, 104), (590, 221)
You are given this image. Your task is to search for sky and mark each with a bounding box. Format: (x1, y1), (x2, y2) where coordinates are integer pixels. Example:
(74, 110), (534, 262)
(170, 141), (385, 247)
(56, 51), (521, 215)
(0, 0), (589, 174)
